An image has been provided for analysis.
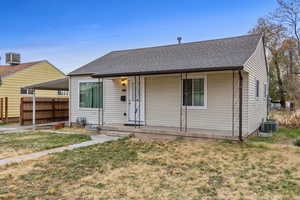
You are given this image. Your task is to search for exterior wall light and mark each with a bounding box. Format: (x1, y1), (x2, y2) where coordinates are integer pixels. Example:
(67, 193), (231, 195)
(121, 79), (127, 86)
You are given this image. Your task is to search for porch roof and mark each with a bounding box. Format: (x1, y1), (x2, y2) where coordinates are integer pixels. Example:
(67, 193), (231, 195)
(68, 34), (262, 78)
(23, 77), (69, 91)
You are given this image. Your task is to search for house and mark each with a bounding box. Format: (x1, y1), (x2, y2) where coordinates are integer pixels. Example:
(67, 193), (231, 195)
(68, 34), (268, 140)
(0, 58), (66, 122)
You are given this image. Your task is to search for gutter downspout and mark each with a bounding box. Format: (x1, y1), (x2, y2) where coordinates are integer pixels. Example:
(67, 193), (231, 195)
(262, 35), (270, 118)
(239, 70), (243, 142)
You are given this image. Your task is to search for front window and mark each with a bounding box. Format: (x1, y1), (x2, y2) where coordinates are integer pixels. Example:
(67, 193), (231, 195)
(79, 82), (103, 108)
(20, 88), (34, 95)
(183, 78), (206, 107)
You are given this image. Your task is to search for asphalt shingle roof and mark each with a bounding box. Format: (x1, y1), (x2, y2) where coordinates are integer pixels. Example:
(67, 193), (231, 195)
(0, 61), (43, 77)
(69, 34), (262, 77)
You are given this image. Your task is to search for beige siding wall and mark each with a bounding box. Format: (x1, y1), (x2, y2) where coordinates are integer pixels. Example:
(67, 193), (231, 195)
(145, 75), (181, 127)
(244, 38), (268, 134)
(71, 71), (250, 136)
(70, 76), (127, 125)
(145, 72), (248, 135)
(0, 62), (65, 118)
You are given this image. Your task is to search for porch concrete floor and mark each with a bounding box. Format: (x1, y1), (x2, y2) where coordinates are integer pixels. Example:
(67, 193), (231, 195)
(100, 123), (240, 140)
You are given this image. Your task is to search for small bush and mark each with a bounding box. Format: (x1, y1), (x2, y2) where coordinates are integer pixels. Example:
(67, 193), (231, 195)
(293, 138), (300, 147)
(270, 110), (300, 128)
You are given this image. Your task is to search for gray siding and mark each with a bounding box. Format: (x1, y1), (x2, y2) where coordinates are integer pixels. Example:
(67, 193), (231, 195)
(244, 38), (268, 134)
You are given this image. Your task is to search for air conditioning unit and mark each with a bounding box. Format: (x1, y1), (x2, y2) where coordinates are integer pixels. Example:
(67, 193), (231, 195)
(260, 120), (277, 133)
(5, 52), (21, 65)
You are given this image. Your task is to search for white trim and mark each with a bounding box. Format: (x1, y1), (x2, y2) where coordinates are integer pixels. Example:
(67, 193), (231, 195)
(78, 79), (103, 111)
(243, 37), (263, 71)
(181, 74), (208, 109)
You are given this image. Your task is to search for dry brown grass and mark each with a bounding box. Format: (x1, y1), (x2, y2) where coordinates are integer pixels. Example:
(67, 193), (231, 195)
(0, 138), (300, 200)
(270, 110), (300, 128)
(59, 127), (98, 133)
(0, 131), (91, 160)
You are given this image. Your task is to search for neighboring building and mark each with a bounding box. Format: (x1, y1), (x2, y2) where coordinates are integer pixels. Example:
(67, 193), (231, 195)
(68, 34), (268, 140)
(0, 60), (66, 121)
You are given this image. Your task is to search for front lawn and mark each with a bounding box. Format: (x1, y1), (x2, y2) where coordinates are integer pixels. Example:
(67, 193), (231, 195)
(248, 128), (300, 144)
(0, 122), (8, 126)
(0, 131), (91, 160)
(0, 137), (300, 200)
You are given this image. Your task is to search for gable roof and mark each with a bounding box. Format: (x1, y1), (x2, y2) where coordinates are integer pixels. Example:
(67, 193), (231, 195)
(0, 61), (44, 77)
(69, 34), (262, 77)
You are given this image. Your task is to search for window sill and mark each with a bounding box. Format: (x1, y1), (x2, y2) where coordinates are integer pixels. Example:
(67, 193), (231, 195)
(79, 107), (103, 111)
(21, 94), (33, 96)
(182, 106), (207, 110)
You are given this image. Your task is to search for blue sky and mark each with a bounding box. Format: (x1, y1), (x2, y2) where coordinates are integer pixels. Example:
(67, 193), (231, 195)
(0, 0), (277, 73)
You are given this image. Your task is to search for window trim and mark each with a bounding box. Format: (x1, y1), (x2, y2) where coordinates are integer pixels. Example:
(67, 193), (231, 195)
(78, 79), (103, 111)
(181, 75), (207, 109)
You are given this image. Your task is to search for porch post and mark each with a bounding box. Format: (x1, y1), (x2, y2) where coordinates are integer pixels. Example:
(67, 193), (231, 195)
(32, 89), (36, 126)
(101, 78), (104, 126)
(238, 70), (243, 142)
(185, 72), (188, 132)
(68, 77), (72, 127)
(134, 76), (137, 128)
(232, 71), (235, 137)
(180, 73), (183, 131)
(138, 75), (141, 127)
(98, 78), (101, 129)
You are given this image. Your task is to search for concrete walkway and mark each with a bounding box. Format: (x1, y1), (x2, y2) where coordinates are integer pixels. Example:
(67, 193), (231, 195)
(0, 121), (68, 133)
(0, 134), (120, 167)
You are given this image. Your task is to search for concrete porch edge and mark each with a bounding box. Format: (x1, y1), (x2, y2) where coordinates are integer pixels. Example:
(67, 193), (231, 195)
(99, 124), (241, 141)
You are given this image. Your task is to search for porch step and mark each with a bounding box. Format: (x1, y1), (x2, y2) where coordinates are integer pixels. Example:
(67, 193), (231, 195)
(101, 130), (134, 137)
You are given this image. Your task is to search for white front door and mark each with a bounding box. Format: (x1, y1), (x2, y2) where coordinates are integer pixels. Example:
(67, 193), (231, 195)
(127, 77), (145, 124)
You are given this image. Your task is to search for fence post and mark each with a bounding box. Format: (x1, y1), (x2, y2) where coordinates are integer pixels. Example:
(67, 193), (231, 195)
(0, 98), (3, 121)
(5, 97), (8, 123)
(52, 99), (55, 122)
(32, 91), (36, 126)
(20, 97), (24, 125)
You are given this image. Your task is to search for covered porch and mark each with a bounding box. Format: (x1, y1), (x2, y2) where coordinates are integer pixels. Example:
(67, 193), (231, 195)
(89, 70), (247, 141)
(23, 77), (69, 126)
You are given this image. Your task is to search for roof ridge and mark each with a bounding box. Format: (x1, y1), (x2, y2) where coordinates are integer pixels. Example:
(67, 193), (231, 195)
(0, 60), (45, 67)
(111, 33), (262, 54)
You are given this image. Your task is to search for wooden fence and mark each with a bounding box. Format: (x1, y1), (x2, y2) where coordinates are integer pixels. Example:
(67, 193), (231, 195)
(0, 97), (8, 122)
(20, 97), (69, 125)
